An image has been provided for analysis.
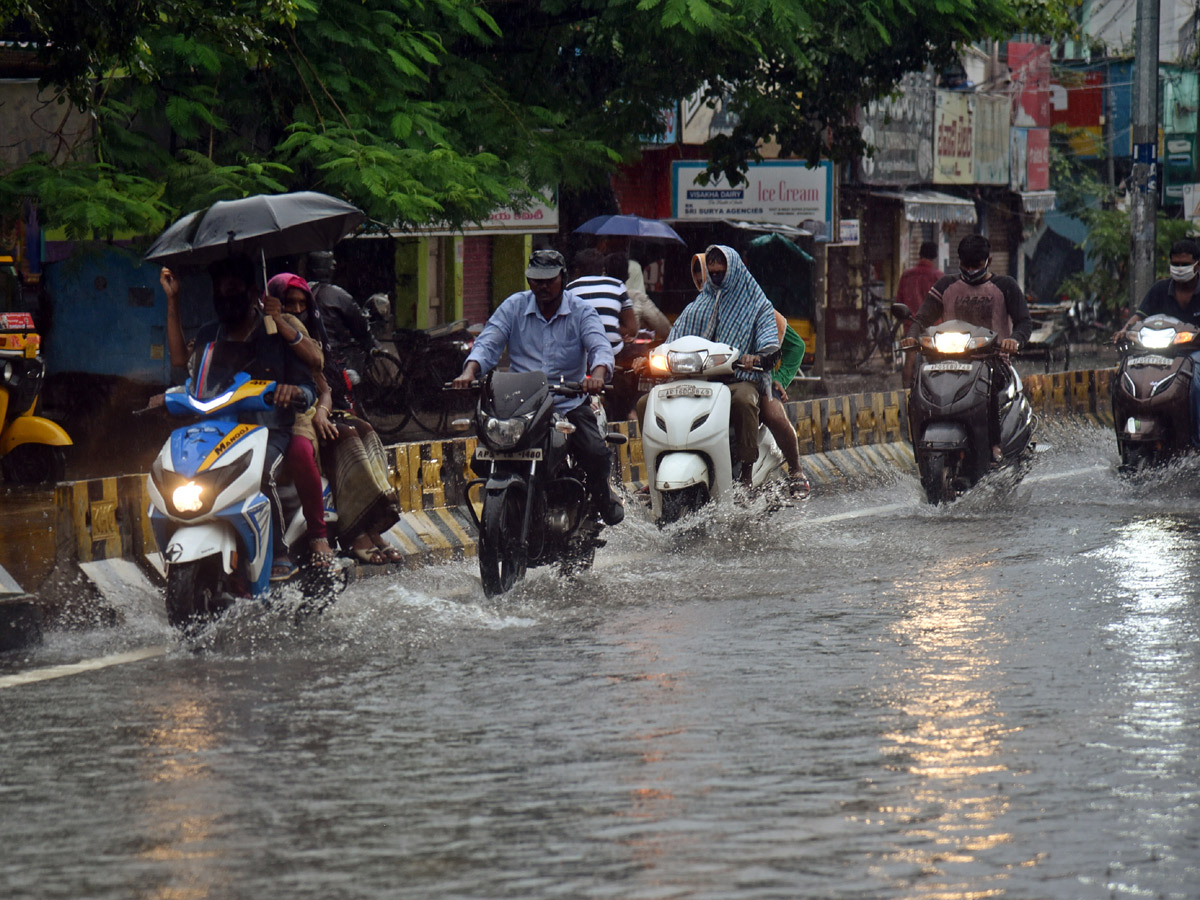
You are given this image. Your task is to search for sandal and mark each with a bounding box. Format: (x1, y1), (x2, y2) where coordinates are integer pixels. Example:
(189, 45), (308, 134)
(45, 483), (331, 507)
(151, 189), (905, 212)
(308, 538), (335, 569)
(372, 541), (404, 563)
(349, 546), (386, 565)
(270, 557), (299, 582)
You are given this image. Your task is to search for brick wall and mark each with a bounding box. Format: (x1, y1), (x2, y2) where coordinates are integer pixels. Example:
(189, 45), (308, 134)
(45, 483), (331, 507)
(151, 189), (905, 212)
(463, 237), (493, 324)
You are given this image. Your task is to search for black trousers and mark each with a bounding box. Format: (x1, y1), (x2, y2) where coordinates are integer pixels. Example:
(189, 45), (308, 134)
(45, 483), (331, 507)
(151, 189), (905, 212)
(565, 402), (613, 499)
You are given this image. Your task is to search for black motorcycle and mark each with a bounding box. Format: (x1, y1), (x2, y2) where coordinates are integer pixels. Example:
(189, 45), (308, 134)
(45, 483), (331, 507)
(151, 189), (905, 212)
(462, 371), (626, 597)
(898, 309), (1036, 504)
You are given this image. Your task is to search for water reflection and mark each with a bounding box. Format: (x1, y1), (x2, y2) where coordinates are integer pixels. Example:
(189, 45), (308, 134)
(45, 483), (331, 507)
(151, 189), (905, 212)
(876, 553), (1024, 898)
(135, 680), (233, 900)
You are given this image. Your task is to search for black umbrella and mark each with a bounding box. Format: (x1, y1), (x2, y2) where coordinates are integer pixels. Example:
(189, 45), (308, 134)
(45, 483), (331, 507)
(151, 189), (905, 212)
(144, 191), (366, 268)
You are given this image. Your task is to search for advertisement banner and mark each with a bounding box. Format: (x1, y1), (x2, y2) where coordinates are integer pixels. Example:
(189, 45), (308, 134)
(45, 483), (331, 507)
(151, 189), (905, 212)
(973, 93), (1010, 185)
(671, 160), (834, 229)
(1050, 67), (1103, 158)
(934, 90), (974, 184)
(1012, 128), (1050, 192)
(855, 70), (935, 185)
(1009, 42), (1052, 128)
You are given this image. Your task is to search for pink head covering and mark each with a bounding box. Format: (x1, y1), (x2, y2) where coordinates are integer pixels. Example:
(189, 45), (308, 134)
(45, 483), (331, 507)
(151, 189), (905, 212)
(266, 272), (313, 303)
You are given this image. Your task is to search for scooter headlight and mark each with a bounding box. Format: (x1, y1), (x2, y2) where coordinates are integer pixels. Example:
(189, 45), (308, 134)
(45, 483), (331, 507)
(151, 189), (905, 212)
(649, 352), (671, 374)
(932, 331), (973, 354)
(484, 415), (527, 450)
(1139, 327), (1176, 349)
(172, 482), (205, 513)
(667, 350), (704, 374)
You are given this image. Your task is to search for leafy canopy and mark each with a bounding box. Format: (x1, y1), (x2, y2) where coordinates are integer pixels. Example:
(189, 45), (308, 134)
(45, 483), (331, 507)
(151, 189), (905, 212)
(0, 0), (1076, 238)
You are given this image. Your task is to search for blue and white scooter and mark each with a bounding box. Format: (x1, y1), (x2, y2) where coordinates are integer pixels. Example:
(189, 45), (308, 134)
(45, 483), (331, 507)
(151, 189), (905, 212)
(146, 342), (337, 631)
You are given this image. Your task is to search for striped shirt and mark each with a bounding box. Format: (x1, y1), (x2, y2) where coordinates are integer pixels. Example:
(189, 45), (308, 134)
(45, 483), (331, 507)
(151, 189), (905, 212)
(567, 275), (633, 351)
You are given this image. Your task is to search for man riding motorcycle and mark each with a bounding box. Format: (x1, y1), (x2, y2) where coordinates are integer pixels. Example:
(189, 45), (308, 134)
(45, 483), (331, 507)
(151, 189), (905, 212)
(902, 234), (1031, 464)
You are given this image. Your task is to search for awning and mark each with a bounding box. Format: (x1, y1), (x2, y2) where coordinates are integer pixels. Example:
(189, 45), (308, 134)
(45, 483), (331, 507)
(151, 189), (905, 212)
(1017, 190), (1057, 213)
(869, 190), (978, 225)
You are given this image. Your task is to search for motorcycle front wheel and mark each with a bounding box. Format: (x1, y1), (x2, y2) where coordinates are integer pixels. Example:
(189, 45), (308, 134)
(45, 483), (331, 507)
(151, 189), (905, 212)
(920, 451), (956, 505)
(1, 443), (66, 485)
(658, 484), (708, 525)
(165, 557), (231, 632)
(478, 486), (528, 597)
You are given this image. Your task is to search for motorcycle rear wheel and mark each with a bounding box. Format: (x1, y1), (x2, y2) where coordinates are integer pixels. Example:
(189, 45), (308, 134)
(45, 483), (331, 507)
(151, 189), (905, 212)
(165, 557), (230, 632)
(920, 451), (956, 505)
(478, 487), (527, 597)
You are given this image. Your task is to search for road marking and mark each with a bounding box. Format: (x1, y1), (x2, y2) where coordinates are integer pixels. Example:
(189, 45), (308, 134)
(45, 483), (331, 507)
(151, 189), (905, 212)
(0, 645), (168, 690)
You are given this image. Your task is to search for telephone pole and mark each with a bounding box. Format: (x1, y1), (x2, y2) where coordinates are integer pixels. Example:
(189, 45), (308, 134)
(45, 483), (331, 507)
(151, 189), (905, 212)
(1130, 0), (1160, 308)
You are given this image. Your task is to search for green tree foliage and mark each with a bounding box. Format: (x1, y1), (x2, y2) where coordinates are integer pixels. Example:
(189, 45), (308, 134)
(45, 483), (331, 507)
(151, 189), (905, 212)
(0, 0), (1076, 239)
(1052, 126), (1194, 315)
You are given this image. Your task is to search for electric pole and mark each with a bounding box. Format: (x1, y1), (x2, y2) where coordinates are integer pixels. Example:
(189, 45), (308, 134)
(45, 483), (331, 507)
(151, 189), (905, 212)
(1130, 0), (1160, 308)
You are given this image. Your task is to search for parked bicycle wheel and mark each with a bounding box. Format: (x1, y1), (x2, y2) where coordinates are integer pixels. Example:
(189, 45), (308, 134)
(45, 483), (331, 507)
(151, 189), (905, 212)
(357, 349), (411, 441)
(408, 345), (475, 435)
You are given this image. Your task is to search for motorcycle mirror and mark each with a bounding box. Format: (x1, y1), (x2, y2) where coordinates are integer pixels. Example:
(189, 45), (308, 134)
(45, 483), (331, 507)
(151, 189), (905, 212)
(890, 303), (912, 321)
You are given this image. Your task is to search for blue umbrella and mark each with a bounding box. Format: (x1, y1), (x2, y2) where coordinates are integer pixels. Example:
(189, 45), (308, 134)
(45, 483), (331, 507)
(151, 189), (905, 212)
(574, 214), (685, 244)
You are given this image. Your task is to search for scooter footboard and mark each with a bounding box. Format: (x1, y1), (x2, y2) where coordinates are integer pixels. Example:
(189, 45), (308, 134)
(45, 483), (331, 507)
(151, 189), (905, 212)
(654, 452), (710, 490)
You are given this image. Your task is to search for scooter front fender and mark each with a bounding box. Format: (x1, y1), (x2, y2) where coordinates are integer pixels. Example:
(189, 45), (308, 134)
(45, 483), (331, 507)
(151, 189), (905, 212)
(654, 451), (710, 491)
(0, 414), (73, 456)
(159, 521), (236, 574)
(919, 421), (970, 450)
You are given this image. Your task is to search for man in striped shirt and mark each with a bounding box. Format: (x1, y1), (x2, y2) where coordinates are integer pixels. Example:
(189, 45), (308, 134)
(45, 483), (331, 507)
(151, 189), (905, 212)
(568, 248), (637, 352)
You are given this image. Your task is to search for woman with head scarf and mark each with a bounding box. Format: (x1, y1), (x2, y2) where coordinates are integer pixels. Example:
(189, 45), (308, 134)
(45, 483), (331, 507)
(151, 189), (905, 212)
(267, 273), (402, 567)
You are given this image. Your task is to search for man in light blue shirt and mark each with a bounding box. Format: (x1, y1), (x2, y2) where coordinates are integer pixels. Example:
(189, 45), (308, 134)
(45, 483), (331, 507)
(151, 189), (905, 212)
(453, 249), (624, 525)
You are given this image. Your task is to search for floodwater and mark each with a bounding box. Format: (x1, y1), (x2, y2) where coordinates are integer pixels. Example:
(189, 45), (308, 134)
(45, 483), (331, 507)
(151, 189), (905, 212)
(3, 422), (1200, 900)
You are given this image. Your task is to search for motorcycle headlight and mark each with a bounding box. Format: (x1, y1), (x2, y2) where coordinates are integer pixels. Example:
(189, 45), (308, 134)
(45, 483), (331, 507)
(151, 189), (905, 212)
(484, 415), (527, 450)
(667, 350), (705, 374)
(1139, 327), (1177, 349)
(932, 331), (973, 354)
(172, 482), (205, 513)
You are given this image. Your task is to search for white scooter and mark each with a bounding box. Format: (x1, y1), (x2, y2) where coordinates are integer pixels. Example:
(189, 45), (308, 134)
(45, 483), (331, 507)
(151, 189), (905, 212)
(640, 334), (786, 524)
(146, 341), (337, 632)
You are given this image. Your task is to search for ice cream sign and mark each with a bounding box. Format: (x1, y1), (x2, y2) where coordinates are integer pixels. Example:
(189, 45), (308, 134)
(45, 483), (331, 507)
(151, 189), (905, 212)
(672, 160), (833, 229)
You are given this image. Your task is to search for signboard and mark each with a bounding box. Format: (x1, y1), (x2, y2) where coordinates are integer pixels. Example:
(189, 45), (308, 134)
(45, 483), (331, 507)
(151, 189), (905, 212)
(671, 160), (834, 229)
(681, 86), (737, 144)
(973, 93), (1010, 185)
(934, 90), (974, 184)
(838, 219), (860, 245)
(1181, 183), (1200, 222)
(1163, 135), (1196, 204)
(1026, 128), (1050, 191)
(1050, 67), (1103, 158)
(856, 70), (935, 185)
(420, 194), (559, 236)
(1009, 42), (1052, 128)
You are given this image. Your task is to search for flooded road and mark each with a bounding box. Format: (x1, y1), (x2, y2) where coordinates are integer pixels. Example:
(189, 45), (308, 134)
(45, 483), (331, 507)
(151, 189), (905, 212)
(3, 422), (1200, 900)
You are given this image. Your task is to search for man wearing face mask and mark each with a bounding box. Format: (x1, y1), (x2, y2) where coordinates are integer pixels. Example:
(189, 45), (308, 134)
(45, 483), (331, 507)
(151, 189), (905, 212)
(1113, 239), (1200, 443)
(903, 234), (1032, 463)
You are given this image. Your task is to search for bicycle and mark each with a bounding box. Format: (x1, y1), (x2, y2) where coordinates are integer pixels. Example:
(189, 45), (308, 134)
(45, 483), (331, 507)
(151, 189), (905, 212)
(856, 289), (904, 371)
(355, 319), (477, 441)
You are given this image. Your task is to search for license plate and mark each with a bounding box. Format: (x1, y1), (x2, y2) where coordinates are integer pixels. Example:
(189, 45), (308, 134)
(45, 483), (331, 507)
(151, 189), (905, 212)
(1128, 355), (1172, 367)
(924, 361), (973, 373)
(657, 384), (714, 398)
(474, 447), (542, 461)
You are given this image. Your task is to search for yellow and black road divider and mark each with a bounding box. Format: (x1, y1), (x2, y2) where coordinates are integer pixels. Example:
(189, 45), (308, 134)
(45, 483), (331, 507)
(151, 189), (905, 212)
(0, 369), (1117, 650)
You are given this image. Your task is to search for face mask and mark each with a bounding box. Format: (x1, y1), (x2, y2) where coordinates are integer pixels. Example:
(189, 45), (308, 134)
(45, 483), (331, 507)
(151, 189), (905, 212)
(709, 270), (726, 287)
(959, 263), (989, 285)
(1170, 263), (1197, 283)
